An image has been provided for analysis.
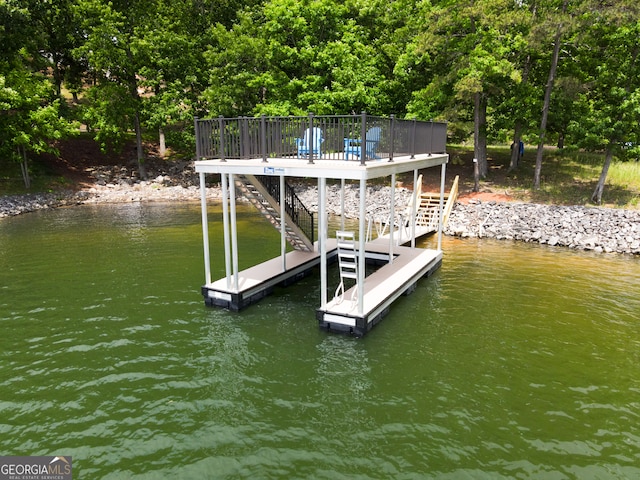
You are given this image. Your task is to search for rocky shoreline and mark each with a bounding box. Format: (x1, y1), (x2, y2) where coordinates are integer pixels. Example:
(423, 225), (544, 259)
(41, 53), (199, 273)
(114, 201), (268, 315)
(2, 163), (639, 255)
(445, 201), (640, 255)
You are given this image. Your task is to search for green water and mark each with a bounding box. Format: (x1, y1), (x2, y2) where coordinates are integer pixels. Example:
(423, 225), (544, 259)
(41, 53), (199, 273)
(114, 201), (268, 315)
(1, 203), (639, 479)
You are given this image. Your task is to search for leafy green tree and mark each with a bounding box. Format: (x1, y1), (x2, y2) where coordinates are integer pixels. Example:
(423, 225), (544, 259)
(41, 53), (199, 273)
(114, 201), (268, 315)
(139, 0), (255, 153)
(569, 8), (640, 203)
(202, 0), (415, 116)
(532, 0), (573, 190)
(74, 0), (156, 178)
(0, 1), (77, 187)
(28, 0), (86, 98)
(75, 0), (253, 165)
(410, 0), (524, 187)
(1, 63), (78, 187)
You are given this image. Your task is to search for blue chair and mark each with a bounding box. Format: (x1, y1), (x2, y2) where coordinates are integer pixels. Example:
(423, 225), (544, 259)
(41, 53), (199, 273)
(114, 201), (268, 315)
(344, 126), (382, 161)
(296, 127), (324, 158)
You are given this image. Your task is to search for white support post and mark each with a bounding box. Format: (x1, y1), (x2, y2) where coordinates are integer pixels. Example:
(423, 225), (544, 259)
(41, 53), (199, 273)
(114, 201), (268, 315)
(199, 172), (212, 286)
(389, 173), (395, 264)
(319, 177), (327, 308)
(438, 162), (447, 251)
(340, 178), (345, 231)
(280, 175), (287, 271)
(221, 173), (232, 289)
(229, 173), (239, 290)
(358, 178), (366, 315)
(411, 169), (418, 248)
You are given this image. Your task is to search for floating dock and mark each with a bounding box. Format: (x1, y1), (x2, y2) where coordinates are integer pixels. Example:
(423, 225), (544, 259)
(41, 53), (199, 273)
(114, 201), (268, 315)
(194, 114), (450, 336)
(317, 242), (442, 336)
(202, 240), (337, 310)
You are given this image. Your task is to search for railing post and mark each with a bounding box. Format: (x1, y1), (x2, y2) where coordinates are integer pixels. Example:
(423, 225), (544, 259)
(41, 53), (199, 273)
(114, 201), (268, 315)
(194, 117), (201, 161)
(218, 116), (226, 162)
(240, 116), (246, 159)
(411, 117), (417, 159)
(261, 114), (268, 163)
(429, 120), (434, 156)
(307, 112), (315, 164)
(388, 114), (395, 163)
(360, 111), (367, 166)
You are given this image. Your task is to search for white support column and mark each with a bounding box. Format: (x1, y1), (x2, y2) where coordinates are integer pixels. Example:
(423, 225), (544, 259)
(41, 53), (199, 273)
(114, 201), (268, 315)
(389, 173), (395, 264)
(411, 169), (418, 248)
(229, 173), (239, 290)
(358, 178), (366, 315)
(199, 172), (212, 285)
(319, 177), (327, 308)
(438, 162), (447, 251)
(221, 173), (232, 289)
(280, 175), (287, 271)
(340, 178), (345, 231)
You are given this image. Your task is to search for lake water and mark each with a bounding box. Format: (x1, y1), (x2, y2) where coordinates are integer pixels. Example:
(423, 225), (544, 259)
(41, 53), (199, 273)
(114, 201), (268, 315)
(1, 202), (639, 479)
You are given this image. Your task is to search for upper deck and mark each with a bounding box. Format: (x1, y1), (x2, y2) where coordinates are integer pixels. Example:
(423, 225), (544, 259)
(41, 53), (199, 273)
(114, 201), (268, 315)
(194, 114), (448, 179)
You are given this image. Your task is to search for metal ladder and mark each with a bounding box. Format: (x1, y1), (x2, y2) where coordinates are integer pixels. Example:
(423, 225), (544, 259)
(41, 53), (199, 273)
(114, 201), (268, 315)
(334, 231), (358, 305)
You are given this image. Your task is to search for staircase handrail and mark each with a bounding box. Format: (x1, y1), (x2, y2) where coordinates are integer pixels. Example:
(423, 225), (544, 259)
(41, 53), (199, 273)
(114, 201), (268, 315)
(442, 175), (459, 227)
(255, 175), (315, 245)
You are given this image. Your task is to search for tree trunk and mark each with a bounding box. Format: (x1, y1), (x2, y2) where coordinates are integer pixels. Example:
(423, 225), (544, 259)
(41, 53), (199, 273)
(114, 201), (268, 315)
(591, 145), (614, 204)
(474, 92), (488, 178)
(534, 5), (565, 190)
(19, 146), (31, 189)
(159, 127), (166, 158)
(52, 53), (63, 97)
(134, 112), (147, 180)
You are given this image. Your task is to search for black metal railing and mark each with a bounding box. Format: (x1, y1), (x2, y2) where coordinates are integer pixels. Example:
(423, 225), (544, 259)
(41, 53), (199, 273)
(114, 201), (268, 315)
(195, 113), (447, 165)
(255, 175), (315, 245)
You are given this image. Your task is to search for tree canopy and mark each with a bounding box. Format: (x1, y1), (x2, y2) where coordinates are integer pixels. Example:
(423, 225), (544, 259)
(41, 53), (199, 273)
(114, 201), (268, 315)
(1, 0), (639, 199)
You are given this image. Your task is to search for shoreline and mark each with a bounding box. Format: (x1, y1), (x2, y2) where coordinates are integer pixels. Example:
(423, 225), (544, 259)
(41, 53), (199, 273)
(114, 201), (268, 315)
(2, 174), (639, 256)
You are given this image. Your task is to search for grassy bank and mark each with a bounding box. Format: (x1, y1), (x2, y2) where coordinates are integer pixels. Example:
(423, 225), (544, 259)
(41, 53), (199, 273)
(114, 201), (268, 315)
(446, 145), (640, 209)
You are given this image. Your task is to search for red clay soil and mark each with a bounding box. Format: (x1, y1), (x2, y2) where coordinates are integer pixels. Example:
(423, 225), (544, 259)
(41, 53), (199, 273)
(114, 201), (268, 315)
(456, 191), (514, 204)
(40, 137), (131, 187)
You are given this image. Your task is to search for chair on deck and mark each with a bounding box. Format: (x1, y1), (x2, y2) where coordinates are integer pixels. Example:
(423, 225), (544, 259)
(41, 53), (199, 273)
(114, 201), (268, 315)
(296, 127), (324, 158)
(344, 126), (382, 161)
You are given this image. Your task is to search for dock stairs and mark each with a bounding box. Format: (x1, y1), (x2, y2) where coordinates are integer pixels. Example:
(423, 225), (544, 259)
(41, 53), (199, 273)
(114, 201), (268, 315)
(235, 174), (458, 252)
(368, 175), (459, 242)
(235, 174), (314, 252)
(413, 175), (459, 230)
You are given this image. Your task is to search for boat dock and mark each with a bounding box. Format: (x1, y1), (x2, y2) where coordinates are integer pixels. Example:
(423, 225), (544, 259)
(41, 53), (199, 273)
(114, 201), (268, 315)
(202, 240), (338, 310)
(317, 241), (442, 336)
(194, 114), (450, 336)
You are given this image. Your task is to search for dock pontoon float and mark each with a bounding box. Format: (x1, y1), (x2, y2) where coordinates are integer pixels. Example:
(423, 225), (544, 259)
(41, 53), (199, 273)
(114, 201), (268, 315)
(195, 113), (449, 337)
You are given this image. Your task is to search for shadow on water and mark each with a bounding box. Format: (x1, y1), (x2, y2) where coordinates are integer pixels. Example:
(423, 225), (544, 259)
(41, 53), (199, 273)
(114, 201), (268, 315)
(1, 203), (639, 478)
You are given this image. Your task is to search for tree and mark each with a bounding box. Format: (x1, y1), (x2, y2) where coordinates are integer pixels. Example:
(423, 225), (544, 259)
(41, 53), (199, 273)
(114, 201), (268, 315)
(74, 0), (160, 178)
(532, 0), (570, 190)
(570, 7), (640, 204)
(411, 0), (524, 187)
(140, 0), (254, 153)
(202, 0), (416, 117)
(0, 1), (77, 187)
